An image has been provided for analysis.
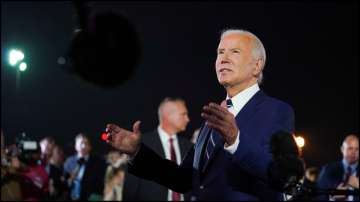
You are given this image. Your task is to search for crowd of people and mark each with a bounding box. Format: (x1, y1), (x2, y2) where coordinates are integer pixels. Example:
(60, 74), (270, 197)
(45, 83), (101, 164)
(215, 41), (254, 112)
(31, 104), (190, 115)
(2, 110), (357, 201)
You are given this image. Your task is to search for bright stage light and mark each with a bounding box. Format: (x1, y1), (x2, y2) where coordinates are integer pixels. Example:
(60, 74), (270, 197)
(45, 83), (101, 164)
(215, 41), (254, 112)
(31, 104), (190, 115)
(8, 49), (24, 66)
(19, 62), (27, 71)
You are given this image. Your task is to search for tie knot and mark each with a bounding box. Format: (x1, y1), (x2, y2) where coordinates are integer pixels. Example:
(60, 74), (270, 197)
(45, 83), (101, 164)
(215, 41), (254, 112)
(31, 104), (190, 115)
(77, 157), (85, 165)
(169, 138), (174, 144)
(226, 99), (233, 109)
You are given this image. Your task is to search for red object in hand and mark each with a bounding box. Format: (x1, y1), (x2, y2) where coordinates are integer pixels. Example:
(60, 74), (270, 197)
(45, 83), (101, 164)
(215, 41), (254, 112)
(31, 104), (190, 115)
(101, 133), (108, 141)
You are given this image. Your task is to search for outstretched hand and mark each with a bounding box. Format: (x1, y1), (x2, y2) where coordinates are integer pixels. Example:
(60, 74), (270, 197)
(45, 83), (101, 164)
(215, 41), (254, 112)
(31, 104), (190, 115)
(106, 120), (142, 155)
(201, 100), (238, 146)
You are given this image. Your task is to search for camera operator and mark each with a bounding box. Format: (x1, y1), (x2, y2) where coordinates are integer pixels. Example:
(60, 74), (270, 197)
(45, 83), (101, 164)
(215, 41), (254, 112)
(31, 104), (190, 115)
(2, 132), (49, 200)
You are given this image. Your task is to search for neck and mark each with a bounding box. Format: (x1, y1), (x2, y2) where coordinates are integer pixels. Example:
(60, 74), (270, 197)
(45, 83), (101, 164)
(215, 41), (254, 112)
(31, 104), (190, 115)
(160, 124), (177, 136)
(78, 153), (89, 158)
(50, 159), (61, 167)
(225, 80), (257, 97)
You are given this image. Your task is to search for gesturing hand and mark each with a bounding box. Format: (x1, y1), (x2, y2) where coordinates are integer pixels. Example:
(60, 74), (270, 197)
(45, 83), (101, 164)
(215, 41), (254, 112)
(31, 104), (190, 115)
(201, 100), (238, 146)
(106, 120), (142, 156)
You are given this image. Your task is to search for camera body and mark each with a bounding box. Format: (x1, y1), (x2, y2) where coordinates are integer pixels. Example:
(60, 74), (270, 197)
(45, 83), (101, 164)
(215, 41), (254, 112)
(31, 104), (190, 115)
(6, 132), (41, 165)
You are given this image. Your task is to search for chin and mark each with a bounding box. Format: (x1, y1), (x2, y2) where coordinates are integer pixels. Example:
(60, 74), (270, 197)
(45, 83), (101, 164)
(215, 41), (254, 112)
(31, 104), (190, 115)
(219, 79), (231, 87)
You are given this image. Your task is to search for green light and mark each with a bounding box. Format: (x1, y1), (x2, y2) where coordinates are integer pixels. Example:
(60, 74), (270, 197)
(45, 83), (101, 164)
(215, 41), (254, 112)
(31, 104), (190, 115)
(8, 49), (24, 66)
(19, 62), (27, 71)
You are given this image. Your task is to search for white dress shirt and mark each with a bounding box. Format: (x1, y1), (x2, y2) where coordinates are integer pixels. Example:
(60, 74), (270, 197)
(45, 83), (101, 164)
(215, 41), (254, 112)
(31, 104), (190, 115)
(224, 83), (260, 154)
(157, 126), (184, 201)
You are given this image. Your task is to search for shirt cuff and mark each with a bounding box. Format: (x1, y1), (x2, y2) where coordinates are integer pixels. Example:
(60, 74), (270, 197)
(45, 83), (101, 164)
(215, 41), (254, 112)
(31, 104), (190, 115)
(224, 131), (240, 154)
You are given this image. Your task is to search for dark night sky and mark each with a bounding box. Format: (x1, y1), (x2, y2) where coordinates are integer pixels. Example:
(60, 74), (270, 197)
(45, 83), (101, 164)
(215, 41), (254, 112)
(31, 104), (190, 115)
(1, 1), (358, 168)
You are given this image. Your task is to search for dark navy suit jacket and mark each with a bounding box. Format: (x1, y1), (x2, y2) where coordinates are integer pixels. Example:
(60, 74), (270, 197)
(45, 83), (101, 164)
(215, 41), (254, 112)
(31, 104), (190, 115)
(123, 130), (193, 201)
(129, 90), (295, 200)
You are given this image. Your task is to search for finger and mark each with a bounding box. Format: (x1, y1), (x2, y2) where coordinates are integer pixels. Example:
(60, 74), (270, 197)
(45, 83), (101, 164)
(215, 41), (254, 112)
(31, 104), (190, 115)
(220, 100), (227, 109)
(201, 112), (226, 126)
(203, 105), (227, 120)
(209, 102), (228, 113)
(133, 120), (142, 134)
(206, 122), (225, 135)
(106, 123), (121, 133)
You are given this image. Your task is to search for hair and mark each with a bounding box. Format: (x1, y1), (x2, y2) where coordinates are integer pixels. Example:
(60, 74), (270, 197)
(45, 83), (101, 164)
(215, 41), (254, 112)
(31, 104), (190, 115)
(75, 133), (91, 144)
(220, 29), (266, 84)
(40, 136), (55, 144)
(157, 97), (186, 123)
(341, 134), (358, 148)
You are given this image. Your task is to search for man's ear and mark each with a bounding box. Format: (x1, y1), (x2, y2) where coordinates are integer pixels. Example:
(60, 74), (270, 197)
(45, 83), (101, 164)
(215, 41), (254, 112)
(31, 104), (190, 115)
(340, 145), (344, 154)
(253, 58), (263, 76)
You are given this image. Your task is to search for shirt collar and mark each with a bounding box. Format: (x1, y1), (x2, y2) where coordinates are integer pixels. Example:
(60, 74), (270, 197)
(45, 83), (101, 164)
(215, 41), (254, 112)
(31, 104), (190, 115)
(77, 154), (90, 161)
(226, 83), (260, 116)
(342, 159), (358, 174)
(158, 126), (177, 144)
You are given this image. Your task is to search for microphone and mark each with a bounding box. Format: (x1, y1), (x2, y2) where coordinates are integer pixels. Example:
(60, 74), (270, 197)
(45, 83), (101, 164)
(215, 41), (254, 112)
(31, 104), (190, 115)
(65, 1), (142, 88)
(267, 130), (305, 193)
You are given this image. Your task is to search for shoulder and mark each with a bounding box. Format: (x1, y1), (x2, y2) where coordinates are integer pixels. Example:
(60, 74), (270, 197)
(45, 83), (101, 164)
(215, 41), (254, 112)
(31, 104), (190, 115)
(260, 92), (294, 115)
(177, 135), (192, 146)
(142, 129), (159, 143)
(321, 161), (342, 173)
(64, 155), (77, 171)
(265, 94), (293, 110)
(64, 154), (77, 164)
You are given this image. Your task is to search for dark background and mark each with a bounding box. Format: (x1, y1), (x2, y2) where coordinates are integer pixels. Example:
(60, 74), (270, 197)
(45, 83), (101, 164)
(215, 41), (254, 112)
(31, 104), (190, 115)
(1, 1), (358, 168)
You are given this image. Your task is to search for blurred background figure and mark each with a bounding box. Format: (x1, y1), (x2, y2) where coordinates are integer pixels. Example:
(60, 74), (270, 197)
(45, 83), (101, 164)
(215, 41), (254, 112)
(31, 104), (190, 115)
(103, 150), (128, 201)
(106, 150), (128, 169)
(123, 97), (193, 201)
(48, 144), (67, 200)
(1, 129), (23, 201)
(39, 136), (56, 169)
(64, 133), (107, 201)
(14, 132), (49, 200)
(317, 134), (359, 201)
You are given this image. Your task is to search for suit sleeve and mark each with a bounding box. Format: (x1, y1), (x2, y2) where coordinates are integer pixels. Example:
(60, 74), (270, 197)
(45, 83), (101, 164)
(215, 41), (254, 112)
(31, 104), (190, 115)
(128, 143), (194, 193)
(230, 102), (295, 181)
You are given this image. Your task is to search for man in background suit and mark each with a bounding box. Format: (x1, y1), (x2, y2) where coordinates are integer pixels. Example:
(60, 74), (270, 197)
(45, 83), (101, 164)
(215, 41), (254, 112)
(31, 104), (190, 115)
(317, 134), (359, 201)
(106, 29), (295, 200)
(124, 97), (193, 201)
(64, 133), (107, 201)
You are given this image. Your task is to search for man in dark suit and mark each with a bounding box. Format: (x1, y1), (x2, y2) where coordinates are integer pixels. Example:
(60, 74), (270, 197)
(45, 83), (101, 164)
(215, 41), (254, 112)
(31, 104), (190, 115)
(64, 133), (107, 201)
(124, 97), (193, 201)
(317, 134), (359, 201)
(106, 29), (295, 200)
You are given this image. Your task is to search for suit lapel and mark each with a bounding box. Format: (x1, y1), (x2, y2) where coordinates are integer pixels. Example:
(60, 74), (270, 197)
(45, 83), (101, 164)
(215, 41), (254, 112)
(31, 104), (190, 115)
(193, 124), (210, 170)
(151, 131), (166, 158)
(235, 90), (266, 129)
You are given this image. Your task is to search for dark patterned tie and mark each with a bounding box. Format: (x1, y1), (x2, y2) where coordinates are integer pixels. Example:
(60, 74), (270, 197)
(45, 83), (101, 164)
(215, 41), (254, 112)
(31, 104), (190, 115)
(343, 166), (352, 185)
(169, 138), (181, 201)
(203, 99), (233, 166)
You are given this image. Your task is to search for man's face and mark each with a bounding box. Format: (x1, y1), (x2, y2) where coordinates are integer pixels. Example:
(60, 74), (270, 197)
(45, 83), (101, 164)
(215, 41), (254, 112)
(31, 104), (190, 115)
(215, 33), (259, 89)
(40, 139), (55, 156)
(341, 138), (359, 165)
(168, 102), (190, 133)
(75, 137), (91, 156)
